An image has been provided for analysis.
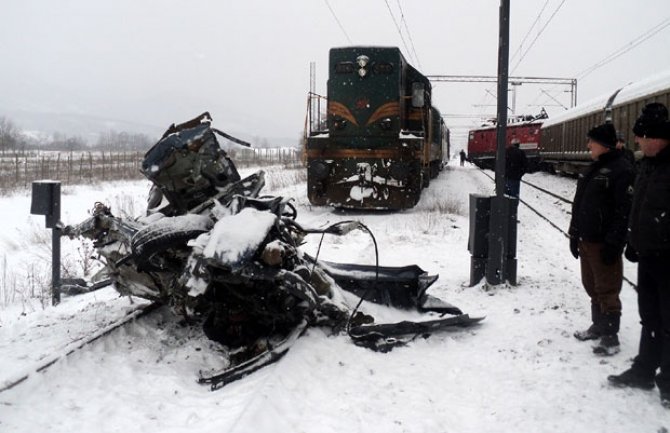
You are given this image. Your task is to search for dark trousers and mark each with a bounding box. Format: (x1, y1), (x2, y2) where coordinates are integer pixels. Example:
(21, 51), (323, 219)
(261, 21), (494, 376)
(504, 179), (521, 198)
(633, 254), (670, 392)
(578, 241), (623, 314)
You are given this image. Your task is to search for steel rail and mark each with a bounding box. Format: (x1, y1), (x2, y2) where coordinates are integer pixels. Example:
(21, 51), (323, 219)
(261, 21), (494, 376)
(521, 179), (573, 204)
(0, 301), (161, 394)
(476, 169), (637, 290)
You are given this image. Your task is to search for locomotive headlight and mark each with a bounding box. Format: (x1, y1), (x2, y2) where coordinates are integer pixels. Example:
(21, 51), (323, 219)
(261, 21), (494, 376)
(356, 55), (369, 68)
(356, 55), (369, 78)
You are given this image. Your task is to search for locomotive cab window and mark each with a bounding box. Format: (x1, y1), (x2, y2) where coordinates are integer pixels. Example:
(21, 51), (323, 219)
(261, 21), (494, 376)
(411, 82), (425, 107)
(373, 62), (393, 74)
(335, 62), (355, 74)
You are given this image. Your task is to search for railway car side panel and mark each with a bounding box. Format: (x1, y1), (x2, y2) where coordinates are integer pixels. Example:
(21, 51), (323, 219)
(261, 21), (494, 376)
(540, 77), (670, 174)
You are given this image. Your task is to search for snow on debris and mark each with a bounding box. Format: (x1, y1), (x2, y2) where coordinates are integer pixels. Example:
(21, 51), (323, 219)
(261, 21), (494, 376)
(200, 207), (276, 266)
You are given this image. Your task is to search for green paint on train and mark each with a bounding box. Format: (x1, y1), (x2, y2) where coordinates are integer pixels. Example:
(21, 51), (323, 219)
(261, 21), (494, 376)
(306, 46), (449, 210)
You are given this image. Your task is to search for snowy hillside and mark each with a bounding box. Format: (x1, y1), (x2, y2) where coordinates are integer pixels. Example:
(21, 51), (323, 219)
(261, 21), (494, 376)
(0, 163), (667, 432)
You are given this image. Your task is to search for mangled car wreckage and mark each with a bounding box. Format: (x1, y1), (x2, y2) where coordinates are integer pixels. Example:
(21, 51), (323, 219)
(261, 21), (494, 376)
(64, 113), (482, 390)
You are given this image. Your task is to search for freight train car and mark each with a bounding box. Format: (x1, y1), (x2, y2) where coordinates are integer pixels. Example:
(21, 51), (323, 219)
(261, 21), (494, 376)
(306, 46), (449, 210)
(466, 111), (546, 171)
(540, 71), (670, 174)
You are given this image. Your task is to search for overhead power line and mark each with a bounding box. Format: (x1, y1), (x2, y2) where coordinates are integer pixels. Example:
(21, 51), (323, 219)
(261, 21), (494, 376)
(530, 15), (670, 108)
(383, 0), (416, 66)
(395, 0), (422, 69)
(476, 0), (564, 118)
(324, 0), (353, 44)
(511, 0), (567, 73)
(509, 0), (551, 65)
(575, 16), (670, 80)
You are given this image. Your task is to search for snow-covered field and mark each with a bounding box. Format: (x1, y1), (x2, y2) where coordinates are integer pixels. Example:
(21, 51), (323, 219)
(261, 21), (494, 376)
(1, 162), (667, 432)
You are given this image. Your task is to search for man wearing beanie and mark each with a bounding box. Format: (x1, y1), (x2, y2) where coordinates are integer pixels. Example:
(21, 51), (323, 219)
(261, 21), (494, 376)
(568, 122), (635, 356)
(608, 102), (670, 409)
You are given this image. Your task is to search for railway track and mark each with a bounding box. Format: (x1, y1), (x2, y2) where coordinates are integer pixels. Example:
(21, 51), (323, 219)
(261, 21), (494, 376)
(476, 168), (637, 290)
(522, 178), (573, 204)
(0, 301), (161, 394)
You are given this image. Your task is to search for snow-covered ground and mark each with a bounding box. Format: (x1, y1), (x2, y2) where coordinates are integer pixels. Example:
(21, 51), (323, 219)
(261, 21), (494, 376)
(0, 162), (667, 432)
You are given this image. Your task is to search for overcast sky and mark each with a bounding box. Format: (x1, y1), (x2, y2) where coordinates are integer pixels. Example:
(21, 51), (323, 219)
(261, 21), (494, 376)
(1, 0), (669, 146)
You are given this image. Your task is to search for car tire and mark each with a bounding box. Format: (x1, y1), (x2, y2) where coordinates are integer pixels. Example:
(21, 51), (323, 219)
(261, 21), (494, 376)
(131, 215), (213, 270)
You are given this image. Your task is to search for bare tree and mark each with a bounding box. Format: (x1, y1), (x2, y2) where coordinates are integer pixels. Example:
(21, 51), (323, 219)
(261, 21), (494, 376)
(0, 117), (19, 154)
(96, 130), (153, 151)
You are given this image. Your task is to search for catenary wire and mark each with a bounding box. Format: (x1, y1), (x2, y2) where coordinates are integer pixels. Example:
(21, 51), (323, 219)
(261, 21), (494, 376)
(510, 0), (567, 73)
(383, 0), (416, 66)
(476, 0), (559, 120)
(509, 0), (551, 65)
(575, 17), (670, 80)
(324, 0), (353, 44)
(395, 0), (421, 69)
(529, 16), (670, 109)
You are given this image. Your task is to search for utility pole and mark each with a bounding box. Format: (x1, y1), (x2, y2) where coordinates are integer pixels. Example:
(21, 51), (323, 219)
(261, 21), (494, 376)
(468, 0), (518, 287)
(494, 0), (510, 203)
(486, 0), (517, 285)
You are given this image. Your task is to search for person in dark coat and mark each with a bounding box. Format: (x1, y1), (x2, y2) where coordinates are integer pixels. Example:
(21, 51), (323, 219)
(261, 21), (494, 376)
(459, 149), (467, 166)
(568, 122), (635, 356)
(616, 131), (636, 166)
(504, 139), (527, 198)
(608, 102), (670, 409)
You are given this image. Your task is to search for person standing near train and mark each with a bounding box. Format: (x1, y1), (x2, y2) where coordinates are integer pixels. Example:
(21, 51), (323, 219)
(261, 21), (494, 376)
(504, 138), (527, 198)
(608, 102), (670, 408)
(568, 122), (635, 356)
(616, 131), (636, 166)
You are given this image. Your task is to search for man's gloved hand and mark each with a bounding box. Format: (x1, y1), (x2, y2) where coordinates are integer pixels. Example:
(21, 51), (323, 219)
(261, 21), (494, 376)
(624, 243), (639, 263)
(569, 237), (579, 259)
(600, 243), (621, 265)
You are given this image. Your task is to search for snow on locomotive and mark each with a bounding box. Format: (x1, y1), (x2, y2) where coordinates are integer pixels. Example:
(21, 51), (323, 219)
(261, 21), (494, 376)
(305, 46), (449, 210)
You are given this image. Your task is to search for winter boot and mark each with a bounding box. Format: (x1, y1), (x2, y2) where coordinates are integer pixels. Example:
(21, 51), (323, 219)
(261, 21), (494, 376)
(574, 304), (603, 341)
(607, 367), (655, 390)
(593, 313), (620, 356)
(593, 334), (620, 355)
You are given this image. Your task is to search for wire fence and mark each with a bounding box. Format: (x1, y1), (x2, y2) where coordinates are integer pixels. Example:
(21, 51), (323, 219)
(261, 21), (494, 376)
(0, 148), (304, 195)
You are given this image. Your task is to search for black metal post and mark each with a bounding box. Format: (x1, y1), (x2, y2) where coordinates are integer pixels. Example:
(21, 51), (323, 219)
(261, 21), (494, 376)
(52, 226), (61, 305)
(30, 180), (62, 305)
(486, 0), (512, 285)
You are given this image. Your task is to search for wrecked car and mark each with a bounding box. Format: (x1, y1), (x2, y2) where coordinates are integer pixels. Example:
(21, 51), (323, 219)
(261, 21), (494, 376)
(64, 112), (482, 390)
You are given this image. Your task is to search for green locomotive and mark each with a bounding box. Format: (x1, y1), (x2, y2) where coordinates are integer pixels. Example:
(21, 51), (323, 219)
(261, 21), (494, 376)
(306, 46), (449, 209)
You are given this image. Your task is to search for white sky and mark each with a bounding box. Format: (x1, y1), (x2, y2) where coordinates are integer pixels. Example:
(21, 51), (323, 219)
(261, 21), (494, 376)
(1, 0), (669, 146)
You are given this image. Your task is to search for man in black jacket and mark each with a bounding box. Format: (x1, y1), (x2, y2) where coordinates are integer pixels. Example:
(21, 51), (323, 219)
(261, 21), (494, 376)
(504, 139), (528, 198)
(568, 122), (635, 356)
(608, 102), (670, 409)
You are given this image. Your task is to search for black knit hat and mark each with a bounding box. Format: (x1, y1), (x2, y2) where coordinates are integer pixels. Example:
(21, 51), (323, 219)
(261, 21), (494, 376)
(587, 123), (617, 148)
(633, 102), (670, 139)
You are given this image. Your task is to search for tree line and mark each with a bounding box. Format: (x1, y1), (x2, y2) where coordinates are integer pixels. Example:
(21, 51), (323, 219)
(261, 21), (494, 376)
(0, 116), (154, 154)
